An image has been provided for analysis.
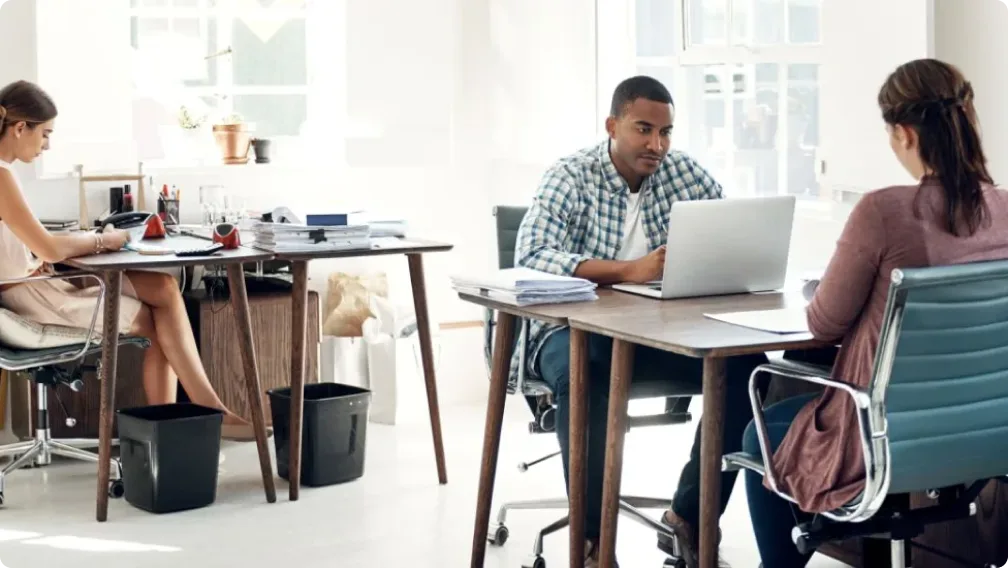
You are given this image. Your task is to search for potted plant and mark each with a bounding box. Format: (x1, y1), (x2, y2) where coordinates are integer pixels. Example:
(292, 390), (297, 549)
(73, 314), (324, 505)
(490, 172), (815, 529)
(163, 105), (211, 163)
(212, 113), (253, 165)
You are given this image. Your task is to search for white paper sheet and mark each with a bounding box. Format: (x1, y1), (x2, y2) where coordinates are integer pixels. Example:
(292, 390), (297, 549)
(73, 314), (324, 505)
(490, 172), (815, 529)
(704, 308), (809, 334)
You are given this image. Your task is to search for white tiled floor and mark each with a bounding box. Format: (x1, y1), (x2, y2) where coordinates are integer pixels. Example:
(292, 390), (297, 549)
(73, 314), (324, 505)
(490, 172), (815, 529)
(0, 397), (852, 568)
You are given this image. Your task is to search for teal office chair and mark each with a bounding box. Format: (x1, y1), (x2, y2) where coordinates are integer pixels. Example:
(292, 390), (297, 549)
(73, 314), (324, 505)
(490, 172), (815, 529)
(0, 271), (148, 506)
(484, 205), (695, 568)
(724, 260), (1008, 568)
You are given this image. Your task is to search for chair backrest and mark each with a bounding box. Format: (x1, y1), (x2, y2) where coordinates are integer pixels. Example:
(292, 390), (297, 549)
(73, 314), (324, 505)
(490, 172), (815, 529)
(493, 206), (528, 270)
(870, 259), (1008, 497)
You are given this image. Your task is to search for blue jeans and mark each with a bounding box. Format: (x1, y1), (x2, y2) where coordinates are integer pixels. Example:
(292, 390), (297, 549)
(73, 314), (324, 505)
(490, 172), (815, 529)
(742, 394), (818, 567)
(536, 328), (769, 540)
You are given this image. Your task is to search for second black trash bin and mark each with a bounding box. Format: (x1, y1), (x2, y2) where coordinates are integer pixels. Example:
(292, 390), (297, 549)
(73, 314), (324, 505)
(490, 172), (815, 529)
(268, 383), (371, 487)
(117, 403), (224, 514)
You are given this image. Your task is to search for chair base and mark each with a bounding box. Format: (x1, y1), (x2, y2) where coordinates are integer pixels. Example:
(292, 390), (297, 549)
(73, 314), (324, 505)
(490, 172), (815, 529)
(0, 429), (124, 506)
(487, 495), (674, 565)
(789, 482), (1003, 568)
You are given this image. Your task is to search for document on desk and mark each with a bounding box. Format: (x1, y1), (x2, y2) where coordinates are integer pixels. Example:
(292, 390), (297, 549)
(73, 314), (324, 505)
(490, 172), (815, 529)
(704, 308), (809, 334)
(451, 267), (598, 306)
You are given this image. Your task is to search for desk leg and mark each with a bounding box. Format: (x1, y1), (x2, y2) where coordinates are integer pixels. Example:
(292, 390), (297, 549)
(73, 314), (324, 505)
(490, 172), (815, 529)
(286, 260), (309, 501)
(470, 312), (515, 568)
(95, 271), (121, 523)
(226, 264), (277, 504)
(407, 253), (448, 485)
(568, 328), (589, 568)
(699, 356), (727, 568)
(598, 339), (635, 568)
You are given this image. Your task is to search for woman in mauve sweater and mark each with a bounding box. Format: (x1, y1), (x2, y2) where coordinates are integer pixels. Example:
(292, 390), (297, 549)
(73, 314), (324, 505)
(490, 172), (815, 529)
(742, 58), (1008, 567)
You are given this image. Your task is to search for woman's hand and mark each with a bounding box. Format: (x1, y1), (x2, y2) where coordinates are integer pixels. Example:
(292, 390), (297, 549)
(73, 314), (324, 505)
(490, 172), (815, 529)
(100, 229), (130, 252)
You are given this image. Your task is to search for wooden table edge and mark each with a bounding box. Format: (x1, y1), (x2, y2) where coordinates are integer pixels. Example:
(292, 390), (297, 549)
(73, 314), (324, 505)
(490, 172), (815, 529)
(567, 319), (829, 358)
(62, 251), (274, 271)
(456, 293), (570, 327)
(269, 242), (453, 261)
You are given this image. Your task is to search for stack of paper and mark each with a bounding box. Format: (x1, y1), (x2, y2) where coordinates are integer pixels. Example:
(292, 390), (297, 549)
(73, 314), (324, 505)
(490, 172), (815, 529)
(251, 221), (371, 253)
(451, 267), (598, 306)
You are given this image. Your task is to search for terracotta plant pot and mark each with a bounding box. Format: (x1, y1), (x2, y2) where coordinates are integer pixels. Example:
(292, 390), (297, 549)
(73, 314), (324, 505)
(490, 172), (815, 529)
(212, 123), (252, 165)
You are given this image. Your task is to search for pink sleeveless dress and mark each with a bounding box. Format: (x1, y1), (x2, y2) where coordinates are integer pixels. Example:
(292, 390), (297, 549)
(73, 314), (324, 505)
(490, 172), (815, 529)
(0, 160), (142, 335)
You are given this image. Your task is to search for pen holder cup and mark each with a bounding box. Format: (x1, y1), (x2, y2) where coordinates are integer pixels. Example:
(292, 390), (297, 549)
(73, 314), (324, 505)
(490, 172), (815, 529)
(158, 199), (180, 226)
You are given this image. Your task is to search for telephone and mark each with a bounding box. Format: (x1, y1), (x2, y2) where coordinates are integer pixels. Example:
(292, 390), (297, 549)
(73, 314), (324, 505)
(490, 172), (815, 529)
(97, 211), (165, 240)
(98, 211), (152, 231)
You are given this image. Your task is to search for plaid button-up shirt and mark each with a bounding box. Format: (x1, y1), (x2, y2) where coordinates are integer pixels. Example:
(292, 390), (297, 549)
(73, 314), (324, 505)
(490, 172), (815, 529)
(510, 140), (724, 390)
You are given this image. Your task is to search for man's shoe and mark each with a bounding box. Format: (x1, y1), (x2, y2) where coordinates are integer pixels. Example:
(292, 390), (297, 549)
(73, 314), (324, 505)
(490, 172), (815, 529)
(583, 540), (619, 568)
(657, 510), (725, 568)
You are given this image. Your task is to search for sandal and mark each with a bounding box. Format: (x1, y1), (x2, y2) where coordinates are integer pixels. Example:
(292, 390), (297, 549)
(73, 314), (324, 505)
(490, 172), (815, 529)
(221, 422), (273, 442)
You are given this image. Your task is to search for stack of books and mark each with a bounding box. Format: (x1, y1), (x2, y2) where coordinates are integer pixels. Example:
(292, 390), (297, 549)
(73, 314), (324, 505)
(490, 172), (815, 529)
(451, 267), (598, 306)
(251, 221), (371, 253)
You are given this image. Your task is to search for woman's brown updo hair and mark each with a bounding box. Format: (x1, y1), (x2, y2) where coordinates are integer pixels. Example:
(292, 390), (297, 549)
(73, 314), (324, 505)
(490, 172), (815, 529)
(0, 80), (58, 140)
(878, 58), (993, 237)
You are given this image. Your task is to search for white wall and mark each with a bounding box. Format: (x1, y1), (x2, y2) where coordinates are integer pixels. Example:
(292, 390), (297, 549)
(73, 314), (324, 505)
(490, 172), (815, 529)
(818, 0), (932, 197)
(0, 0), (599, 325)
(934, 0), (1008, 183)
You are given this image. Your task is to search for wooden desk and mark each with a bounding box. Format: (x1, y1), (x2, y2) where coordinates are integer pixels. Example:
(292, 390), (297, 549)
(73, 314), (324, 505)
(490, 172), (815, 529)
(271, 238), (453, 501)
(568, 290), (824, 568)
(64, 235), (277, 522)
(459, 290), (651, 567)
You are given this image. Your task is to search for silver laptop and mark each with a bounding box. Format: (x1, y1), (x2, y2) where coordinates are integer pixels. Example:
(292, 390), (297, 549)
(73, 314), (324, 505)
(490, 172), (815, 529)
(612, 195), (796, 300)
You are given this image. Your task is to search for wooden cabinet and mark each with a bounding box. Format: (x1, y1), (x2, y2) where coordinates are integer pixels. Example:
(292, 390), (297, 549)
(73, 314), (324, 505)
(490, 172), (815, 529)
(10, 345), (147, 440)
(184, 289), (321, 426)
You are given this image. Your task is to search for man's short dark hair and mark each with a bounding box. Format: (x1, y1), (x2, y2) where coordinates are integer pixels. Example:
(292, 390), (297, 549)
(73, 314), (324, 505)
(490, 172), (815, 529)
(609, 76), (674, 118)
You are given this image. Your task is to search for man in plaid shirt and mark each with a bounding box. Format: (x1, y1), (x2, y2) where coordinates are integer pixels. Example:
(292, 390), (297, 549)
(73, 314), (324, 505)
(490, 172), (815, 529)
(515, 76), (768, 567)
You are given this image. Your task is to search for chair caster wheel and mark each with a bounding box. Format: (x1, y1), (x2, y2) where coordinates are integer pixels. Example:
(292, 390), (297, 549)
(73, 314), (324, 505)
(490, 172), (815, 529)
(108, 479), (125, 499)
(662, 558), (686, 568)
(487, 524), (509, 546)
(521, 555), (546, 568)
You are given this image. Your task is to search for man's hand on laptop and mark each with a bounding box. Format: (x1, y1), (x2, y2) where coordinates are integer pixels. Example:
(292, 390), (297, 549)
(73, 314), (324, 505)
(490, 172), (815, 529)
(622, 246), (666, 283)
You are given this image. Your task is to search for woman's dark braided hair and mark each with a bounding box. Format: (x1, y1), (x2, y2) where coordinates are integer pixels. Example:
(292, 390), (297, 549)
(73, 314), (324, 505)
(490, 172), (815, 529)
(878, 58), (993, 237)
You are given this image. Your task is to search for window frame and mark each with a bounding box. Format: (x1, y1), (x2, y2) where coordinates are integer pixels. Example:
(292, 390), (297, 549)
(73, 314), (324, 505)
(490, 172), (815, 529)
(614, 0), (826, 201)
(129, 0), (311, 139)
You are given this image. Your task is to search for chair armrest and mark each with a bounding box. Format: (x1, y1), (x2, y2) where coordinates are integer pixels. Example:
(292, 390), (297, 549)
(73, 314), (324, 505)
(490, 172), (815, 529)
(741, 360), (881, 522)
(754, 359), (870, 405)
(0, 272), (107, 367)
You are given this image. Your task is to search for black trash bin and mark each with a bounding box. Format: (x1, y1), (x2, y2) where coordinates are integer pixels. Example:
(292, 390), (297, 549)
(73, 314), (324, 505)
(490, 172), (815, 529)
(116, 403), (224, 513)
(268, 383), (371, 487)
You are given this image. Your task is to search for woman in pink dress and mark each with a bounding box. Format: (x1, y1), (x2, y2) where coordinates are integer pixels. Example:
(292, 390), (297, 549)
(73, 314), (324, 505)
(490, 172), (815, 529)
(0, 80), (259, 441)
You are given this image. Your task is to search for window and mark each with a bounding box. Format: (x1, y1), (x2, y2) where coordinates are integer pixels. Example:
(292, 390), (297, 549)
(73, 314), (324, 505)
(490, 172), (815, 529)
(604, 0), (842, 272)
(34, 0), (347, 176)
(130, 0), (310, 149)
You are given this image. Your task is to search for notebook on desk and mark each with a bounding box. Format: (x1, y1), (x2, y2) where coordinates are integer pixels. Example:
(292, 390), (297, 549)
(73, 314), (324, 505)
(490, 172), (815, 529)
(704, 308), (809, 334)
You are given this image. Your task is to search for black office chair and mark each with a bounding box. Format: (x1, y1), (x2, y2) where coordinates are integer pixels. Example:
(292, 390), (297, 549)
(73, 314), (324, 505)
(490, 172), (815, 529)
(0, 271), (149, 506)
(484, 205), (697, 568)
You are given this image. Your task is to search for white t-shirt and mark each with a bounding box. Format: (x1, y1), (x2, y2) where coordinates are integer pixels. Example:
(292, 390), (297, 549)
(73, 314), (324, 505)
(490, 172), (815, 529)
(616, 190), (649, 262)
